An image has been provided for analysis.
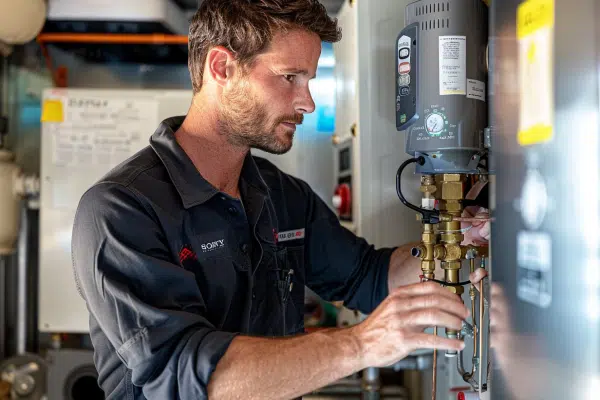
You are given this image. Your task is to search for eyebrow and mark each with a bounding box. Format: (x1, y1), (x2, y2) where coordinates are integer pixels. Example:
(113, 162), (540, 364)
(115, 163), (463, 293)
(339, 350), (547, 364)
(281, 68), (317, 79)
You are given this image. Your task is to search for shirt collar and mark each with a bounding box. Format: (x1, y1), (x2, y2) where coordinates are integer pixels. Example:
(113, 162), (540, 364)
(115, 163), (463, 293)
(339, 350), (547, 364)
(150, 116), (269, 209)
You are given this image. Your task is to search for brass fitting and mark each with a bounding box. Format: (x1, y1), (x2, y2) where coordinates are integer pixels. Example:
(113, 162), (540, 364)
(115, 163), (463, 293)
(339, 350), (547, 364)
(441, 262), (464, 295)
(420, 175), (437, 197)
(420, 224), (436, 276)
(444, 244), (463, 261)
(436, 174), (466, 201)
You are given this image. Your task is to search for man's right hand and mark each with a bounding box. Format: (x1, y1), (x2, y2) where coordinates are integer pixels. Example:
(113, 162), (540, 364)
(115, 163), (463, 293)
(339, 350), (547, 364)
(350, 281), (469, 368)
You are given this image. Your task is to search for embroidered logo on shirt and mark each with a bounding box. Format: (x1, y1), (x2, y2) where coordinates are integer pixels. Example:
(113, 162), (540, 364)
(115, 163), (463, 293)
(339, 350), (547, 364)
(179, 245), (197, 264)
(277, 229), (305, 242)
(200, 239), (225, 252)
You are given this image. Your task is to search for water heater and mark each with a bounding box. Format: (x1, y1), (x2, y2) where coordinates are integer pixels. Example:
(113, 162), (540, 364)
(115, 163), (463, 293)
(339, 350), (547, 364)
(396, 0), (488, 174)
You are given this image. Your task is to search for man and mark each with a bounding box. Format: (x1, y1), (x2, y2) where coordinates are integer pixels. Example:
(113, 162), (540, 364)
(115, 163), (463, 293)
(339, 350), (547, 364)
(72, 0), (489, 399)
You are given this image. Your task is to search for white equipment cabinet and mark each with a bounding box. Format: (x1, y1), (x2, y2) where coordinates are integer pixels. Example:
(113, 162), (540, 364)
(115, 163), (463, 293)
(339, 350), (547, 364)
(39, 89), (193, 333)
(332, 0), (421, 249)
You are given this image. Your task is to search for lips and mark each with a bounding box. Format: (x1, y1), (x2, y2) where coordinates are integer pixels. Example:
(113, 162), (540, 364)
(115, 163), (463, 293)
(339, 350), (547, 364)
(280, 122), (297, 130)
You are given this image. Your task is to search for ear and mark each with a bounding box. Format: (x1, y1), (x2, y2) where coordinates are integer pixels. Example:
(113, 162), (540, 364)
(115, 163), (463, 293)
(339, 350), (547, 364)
(205, 46), (236, 87)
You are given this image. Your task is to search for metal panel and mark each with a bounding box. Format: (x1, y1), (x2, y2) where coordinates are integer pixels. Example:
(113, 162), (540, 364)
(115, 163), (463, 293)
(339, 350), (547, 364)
(491, 0), (600, 399)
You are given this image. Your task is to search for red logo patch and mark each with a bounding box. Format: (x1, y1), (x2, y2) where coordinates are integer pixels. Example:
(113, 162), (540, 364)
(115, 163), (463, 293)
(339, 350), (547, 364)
(179, 245), (197, 264)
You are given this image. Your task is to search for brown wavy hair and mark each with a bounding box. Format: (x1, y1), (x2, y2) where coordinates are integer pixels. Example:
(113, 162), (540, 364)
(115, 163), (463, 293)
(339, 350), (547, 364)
(188, 0), (342, 93)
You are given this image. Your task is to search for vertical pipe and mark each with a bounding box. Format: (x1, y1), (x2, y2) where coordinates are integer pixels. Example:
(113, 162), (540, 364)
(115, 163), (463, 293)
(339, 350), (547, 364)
(16, 201), (27, 354)
(0, 256), (5, 360)
(362, 367), (381, 400)
(432, 327), (437, 400)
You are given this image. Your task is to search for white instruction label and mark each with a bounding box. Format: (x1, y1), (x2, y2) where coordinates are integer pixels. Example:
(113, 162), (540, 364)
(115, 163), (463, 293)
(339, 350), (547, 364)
(50, 96), (158, 168)
(517, 231), (552, 308)
(467, 79), (486, 102)
(439, 36), (466, 95)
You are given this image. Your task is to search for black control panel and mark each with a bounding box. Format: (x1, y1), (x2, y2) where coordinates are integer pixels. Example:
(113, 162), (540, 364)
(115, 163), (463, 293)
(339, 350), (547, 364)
(395, 22), (419, 131)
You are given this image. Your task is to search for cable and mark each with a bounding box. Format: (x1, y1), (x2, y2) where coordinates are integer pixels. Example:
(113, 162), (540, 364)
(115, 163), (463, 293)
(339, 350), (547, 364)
(396, 156), (440, 223)
(420, 276), (472, 287)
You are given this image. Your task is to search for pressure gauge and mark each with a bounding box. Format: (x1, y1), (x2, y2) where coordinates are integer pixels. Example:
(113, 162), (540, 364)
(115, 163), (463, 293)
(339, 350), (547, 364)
(426, 113), (445, 135)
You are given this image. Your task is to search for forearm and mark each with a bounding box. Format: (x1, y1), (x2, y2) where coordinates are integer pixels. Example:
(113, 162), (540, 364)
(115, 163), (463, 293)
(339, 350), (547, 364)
(208, 328), (363, 400)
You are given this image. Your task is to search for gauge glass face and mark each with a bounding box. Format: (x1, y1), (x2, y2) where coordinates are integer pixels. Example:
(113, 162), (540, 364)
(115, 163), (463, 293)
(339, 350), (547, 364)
(426, 113), (445, 135)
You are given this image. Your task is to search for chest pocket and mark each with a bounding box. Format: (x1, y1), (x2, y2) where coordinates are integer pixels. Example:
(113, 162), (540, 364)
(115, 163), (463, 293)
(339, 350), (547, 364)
(180, 234), (247, 329)
(268, 245), (306, 336)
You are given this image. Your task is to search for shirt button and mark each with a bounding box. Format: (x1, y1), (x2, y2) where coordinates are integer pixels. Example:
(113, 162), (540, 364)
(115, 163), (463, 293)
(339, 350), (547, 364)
(252, 292), (256, 299)
(227, 207), (238, 215)
(241, 243), (250, 254)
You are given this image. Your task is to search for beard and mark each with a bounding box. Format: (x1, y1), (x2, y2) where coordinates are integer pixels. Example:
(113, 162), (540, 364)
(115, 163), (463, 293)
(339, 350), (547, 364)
(219, 78), (304, 155)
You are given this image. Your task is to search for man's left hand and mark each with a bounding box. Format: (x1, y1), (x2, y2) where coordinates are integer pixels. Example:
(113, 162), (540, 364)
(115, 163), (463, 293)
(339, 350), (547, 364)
(388, 206), (491, 291)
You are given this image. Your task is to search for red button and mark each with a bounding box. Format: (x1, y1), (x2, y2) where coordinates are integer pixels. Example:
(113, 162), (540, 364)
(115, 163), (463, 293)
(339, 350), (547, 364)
(458, 393), (465, 400)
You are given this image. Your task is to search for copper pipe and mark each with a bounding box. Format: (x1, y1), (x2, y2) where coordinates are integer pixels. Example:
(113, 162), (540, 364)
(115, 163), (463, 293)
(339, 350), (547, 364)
(470, 259), (478, 360)
(37, 33), (189, 45)
(432, 326), (437, 400)
(478, 267), (485, 392)
(451, 217), (494, 223)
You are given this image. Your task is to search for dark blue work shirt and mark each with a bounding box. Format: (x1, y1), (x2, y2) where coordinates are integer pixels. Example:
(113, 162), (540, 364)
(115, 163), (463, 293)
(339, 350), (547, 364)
(71, 116), (394, 399)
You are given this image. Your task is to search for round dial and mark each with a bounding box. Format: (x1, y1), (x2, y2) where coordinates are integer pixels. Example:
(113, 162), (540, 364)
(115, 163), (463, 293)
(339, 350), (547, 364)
(426, 113), (445, 135)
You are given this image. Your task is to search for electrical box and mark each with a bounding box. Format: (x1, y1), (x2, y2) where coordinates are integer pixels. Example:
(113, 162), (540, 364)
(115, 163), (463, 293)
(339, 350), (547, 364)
(39, 89), (193, 333)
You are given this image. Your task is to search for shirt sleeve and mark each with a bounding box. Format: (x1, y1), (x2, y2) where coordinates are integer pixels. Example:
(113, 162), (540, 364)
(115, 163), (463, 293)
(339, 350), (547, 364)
(302, 185), (395, 315)
(71, 182), (238, 399)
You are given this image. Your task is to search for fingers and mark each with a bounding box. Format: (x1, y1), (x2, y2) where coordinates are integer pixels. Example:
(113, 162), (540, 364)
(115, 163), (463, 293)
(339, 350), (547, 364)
(412, 332), (465, 352)
(479, 221), (491, 240)
(469, 268), (488, 285)
(403, 295), (471, 320)
(391, 281), (464, 303)
(406, 308), (464, 331)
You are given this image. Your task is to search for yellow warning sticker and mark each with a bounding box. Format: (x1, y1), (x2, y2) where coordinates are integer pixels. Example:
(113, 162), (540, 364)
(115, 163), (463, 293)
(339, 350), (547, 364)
(41, 99), (64, 123)
(517, 0), (554, 146)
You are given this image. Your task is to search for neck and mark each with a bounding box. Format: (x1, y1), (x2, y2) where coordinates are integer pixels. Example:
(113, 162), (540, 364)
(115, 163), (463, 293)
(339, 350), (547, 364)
(175, 93), (248, 198)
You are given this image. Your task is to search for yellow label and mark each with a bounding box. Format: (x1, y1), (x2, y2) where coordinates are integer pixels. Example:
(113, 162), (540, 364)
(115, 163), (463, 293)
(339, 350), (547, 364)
(41, 99), (64, 123)
(517, 0), (554, 146)
(517, 0), (554, 39)
(518, 124), (553, 146)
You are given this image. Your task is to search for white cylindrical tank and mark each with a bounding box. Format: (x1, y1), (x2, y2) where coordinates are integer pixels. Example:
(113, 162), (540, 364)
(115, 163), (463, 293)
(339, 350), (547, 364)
(0, 150), (21, 255)
(0, 0), (47, 45)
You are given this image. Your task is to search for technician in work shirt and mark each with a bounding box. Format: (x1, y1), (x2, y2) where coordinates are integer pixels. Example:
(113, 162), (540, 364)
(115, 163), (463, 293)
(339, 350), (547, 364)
(71, 117), (394, 399)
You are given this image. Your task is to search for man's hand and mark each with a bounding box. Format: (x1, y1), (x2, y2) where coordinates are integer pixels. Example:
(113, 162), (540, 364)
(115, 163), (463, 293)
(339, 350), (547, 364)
(388, 206), (491, 291)
(351, 281), (469, 368)
(462, 206), (491, 245)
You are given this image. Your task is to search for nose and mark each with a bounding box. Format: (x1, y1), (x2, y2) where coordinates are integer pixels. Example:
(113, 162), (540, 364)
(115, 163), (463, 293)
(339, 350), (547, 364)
(295, 86), (316, 114)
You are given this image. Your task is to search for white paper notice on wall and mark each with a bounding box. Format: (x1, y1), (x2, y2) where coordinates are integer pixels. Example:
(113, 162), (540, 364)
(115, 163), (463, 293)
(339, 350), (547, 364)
(467, 79), (486, 102)
(439, 35), (467, 95)
(50, 96), (158, 169)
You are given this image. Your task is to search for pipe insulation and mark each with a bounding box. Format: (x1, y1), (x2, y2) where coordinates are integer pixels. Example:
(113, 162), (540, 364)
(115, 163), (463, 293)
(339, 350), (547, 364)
(0, 0), (47, 45)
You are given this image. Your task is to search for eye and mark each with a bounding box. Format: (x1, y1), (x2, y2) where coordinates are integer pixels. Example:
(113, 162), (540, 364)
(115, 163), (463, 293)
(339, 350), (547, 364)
(283, 74), (296, 82)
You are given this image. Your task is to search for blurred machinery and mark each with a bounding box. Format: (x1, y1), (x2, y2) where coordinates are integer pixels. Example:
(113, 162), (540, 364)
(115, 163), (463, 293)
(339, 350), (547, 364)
(395, 0), (491, 399)
(490, 0), (600, 399)
(41, 0), (189, 64)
